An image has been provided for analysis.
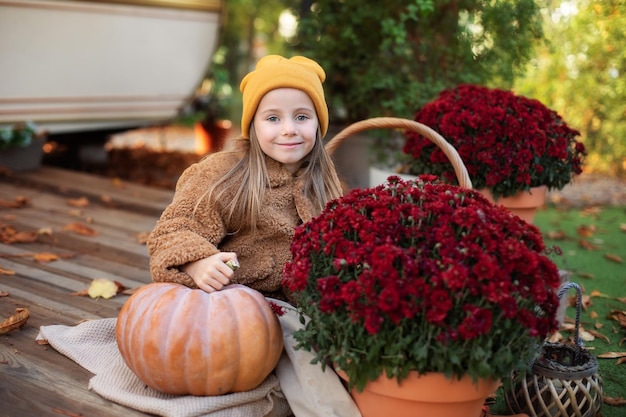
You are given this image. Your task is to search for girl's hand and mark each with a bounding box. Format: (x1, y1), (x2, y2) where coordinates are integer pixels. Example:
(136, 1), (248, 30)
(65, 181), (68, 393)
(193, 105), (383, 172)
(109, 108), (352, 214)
(181, 252), (239, 293)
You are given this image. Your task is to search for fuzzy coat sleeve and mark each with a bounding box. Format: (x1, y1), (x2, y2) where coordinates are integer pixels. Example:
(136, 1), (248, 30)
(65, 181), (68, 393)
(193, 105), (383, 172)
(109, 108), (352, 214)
(147, 152), (238, 287)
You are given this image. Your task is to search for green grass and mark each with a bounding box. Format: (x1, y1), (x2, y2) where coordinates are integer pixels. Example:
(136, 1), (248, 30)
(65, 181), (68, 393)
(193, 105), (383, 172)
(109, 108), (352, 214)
(492, 205), (626, 417)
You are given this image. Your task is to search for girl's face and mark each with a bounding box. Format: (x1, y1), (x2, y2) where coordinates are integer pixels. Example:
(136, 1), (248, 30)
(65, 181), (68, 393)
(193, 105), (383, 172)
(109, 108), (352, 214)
(253, 88), (319, 174)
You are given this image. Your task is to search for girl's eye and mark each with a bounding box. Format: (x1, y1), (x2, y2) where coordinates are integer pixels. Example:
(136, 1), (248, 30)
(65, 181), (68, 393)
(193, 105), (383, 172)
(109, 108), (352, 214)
(267, 116), (279, 122)
(296, 114), (309, 121)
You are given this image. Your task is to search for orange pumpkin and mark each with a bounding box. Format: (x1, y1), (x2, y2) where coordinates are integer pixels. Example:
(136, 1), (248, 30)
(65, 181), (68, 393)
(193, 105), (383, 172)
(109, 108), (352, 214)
(115, 282), (284, 396)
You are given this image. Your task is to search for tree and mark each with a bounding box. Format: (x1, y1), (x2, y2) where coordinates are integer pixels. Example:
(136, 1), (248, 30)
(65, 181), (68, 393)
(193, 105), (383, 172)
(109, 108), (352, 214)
(293, 0), (545, 123)
(204, 0), (299, 123)
(515, 0), (626, 175)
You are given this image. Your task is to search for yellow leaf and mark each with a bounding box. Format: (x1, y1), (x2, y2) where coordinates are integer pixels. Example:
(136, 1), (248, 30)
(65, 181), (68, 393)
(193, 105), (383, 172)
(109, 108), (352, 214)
(87, 278), (118, 299)
(0, 267), (16, 275)
(590, 290), (608, 298)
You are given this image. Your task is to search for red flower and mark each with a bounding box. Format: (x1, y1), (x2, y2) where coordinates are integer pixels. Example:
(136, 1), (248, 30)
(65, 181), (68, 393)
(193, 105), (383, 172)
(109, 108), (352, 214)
(458, 306), (493, 340)
(282, 177), (561, 388)
(402, 84), (586, 198)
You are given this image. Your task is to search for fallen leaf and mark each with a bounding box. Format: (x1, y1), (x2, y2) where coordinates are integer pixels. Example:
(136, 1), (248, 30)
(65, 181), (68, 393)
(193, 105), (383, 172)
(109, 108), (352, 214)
(604, 396), (626, 406)
(617, 357), (626, 365)
(33, 252), (60, 263)
(0, 291), (9, 297)
(590, 311), (598, 319)
(66, 196), (89, 208)
(579, 328), (595, 342)
(620, 224), (626, 232)
(580, 207), (602, 217)
(587, 329), (610, 343)
(37, 227), (53, 236)
(568, 294), (592, 310)
(69, 288), (89, 297)
(546, 230), (567, 240)
(577, 224), (596, 237)
(68, 209), (82, 217)
(0, 196), (29, 209)
(604, 253), (623, 263)
(63, 222), (97, 236)
(608, 310), (626, 328)
(576, 272), (595, 279)
(0, 308), (30, 334)
(0, 267), (15, 275)
(597, 351), (626, 359)
(548, 332), (564, 343)
(590, 290), (609, 298)
(0, 224), (38, 244)
(110, 178), (124, 188)
(36, 339), (49, 345)
(578, 239), (598, 250)
(87, 278), (118, 299)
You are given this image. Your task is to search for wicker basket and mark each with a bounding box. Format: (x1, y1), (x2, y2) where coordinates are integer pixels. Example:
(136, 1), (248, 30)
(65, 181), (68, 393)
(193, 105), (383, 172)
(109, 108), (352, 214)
(505, 282), (603, 417)
(324, 117), (473, 189)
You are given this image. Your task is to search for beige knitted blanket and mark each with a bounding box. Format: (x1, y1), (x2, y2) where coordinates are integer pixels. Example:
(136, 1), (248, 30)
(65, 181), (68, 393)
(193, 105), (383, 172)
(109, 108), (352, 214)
(37, 299), (361, 417)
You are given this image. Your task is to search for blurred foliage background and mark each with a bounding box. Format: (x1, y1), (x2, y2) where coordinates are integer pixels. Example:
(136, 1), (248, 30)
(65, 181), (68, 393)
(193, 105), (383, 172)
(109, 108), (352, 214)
(201, 0), (625, 176)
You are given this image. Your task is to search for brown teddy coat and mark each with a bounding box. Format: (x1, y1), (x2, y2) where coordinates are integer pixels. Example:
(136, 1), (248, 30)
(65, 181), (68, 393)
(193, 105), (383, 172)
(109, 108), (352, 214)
(148, 151), (339, 300)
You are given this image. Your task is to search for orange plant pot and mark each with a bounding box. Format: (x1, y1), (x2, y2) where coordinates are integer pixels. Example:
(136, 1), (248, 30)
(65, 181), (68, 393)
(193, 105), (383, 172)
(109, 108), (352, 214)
(338, 371), (500, 417)
(479, 186), (547, 224)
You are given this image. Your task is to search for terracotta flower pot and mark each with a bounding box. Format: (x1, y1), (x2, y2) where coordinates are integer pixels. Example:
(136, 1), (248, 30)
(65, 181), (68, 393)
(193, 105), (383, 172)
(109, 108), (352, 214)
(479, 186), (547, 224)
(337, 370), (500, 417)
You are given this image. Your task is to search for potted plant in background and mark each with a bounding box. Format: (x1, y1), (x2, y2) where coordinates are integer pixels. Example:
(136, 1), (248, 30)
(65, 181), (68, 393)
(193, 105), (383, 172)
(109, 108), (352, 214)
(294, 0), (545, 189)
(0, 121), (46, 172)
(283, 176), (561, 417)
(402, 84), (586, 223)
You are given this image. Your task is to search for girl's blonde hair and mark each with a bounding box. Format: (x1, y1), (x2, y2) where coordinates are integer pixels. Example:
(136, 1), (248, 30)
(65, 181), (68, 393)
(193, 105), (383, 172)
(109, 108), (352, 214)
(196, 125), (343, 232)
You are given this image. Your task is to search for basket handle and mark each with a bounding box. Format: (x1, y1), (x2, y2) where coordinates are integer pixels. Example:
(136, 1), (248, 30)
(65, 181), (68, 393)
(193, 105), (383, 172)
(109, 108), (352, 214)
(557, 282), (583, 347)
(324, 117), (473, 189)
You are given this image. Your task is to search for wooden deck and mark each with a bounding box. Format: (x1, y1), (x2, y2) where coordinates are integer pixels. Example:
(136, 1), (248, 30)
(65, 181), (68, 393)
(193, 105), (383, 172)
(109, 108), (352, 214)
(0, 166), (174, 417)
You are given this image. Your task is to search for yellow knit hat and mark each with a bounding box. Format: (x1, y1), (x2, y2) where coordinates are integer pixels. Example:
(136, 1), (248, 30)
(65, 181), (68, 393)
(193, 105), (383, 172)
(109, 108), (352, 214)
(239, 55), (328, 139)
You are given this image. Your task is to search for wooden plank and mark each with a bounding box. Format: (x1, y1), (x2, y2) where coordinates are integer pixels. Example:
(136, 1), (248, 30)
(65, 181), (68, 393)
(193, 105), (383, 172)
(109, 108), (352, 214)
(0, 167), (172, 416)
(0, 180), (160, 233)
(1, 300), (147, 417)
(5, 166), (173, 216)
(0, 241), (152, 286)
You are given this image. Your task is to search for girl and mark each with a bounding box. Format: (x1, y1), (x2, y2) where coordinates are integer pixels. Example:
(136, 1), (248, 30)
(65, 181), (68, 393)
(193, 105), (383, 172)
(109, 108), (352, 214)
(147, 55), (344, 301)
